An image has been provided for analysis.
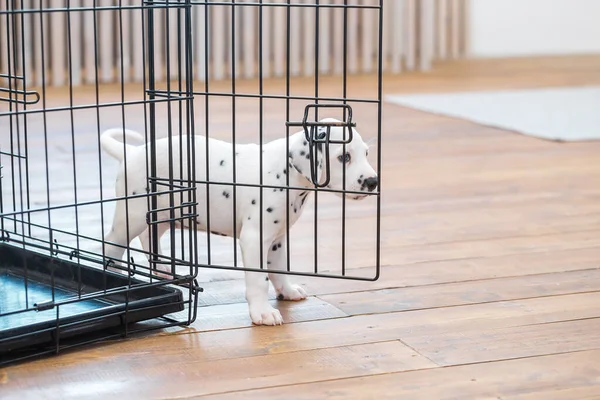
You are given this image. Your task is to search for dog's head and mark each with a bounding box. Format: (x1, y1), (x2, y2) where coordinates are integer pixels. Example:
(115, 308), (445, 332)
(290, 118), (378, 200)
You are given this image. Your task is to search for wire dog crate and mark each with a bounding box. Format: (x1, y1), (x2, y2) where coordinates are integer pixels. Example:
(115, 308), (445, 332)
(0, 0), (383, 365)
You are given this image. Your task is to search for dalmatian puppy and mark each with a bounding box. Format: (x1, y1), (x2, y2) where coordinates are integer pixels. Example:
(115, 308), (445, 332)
(100, 118), (378, 325)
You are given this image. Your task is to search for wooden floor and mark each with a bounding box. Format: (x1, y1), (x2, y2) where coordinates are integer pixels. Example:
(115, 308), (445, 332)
(3, 55), (600, 399)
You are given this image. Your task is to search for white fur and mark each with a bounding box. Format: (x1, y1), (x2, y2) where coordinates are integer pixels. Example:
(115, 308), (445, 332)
(100, 119), (377, 325)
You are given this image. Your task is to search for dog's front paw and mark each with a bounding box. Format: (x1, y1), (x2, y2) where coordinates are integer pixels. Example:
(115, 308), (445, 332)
(277, 284), (307, 301)
(249, 303), (284, 326)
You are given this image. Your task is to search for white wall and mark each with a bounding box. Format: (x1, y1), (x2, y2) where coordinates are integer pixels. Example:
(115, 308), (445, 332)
(467, 0), (600, 58)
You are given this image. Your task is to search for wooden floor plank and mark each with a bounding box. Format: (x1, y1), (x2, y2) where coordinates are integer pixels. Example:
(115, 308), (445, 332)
(198, 349), (600, 400)
(57, 292), (600, 362)
(320, 268), (600, 315)
(1, 341), (436, 400)
(198, 247), (600, 305)
(404, 317), (600, 366)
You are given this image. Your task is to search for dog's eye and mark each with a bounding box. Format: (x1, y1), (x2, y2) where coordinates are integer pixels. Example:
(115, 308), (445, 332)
(338, 153), (351, 163)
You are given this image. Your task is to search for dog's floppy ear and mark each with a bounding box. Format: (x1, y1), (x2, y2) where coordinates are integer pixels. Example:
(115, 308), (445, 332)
(310, 128), (328, 186)
(288, 128), (327, 187)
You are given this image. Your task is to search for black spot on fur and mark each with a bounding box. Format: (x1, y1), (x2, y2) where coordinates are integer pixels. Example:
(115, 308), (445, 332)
(300, 150), (306, 156)
(358, 178), (363, 184)
(277, 243), (282, 249)
(303, 140), (307, 146)
(283, 169), (287, 175)
(274, 220), (279, 224)
(251, 199), (256, 205)
(132, 191), (137, 195)
(222, 191), (230, 198)
(220, 160), (225, 166)
(267, 261), (271, 265)
(277, 294), (284, 301)
(265, 277), (269, 281)
(294, 208), (297, 213)
(280, 188), (284, 192)
(276, 174), (280, 179)
(305, 154), (310, 160)
(272, 244), (278, 251)
(288, 151), (293, 158)
(273, 189), (277, 192)
(248, 216), (251, 220)
(235, 152), (239, 156)
(266, 207), (273, 213)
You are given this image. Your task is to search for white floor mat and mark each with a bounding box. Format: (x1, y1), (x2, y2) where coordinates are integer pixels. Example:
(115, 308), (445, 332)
(386, 86), (600, 141)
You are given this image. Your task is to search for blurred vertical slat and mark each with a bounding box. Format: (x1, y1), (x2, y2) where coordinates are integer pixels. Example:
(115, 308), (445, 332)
(420, 0), (435, 71)
(22, 0), (34, 86)
(332, 0), (343, 75)
(260, 1), (271, 78)
(167, 1), (178, 80)
(404, 0), (416, 71)
(289, 4), (301, 76)
(437, 0), (448, 59)
(36, 0), (49, 87)
(153, 7), (164, 82)
(51, 0), (66, 86)
(83, 0), (95, 84)
(450, 0), (461, 59)
(225, 3), (240, 79)
(242, 5), (254, 78)
(346, 3), (358, 74)
(273, 5), (285, 77)
(302, 4), (314, 77)
(381, 0), (391, 73)
(391, 0), (403, 73)
(116, 0), (130, 83)
(132, 0), (143, 82)
(0, 1), (7, 86)
(195, 2), (206, 81)
(212, 4), (225, 80)
(69, 0), (82, 85)
(318, 0), (330, 74)
(361, 0), (374, 73)
(99, 3), (113, 83)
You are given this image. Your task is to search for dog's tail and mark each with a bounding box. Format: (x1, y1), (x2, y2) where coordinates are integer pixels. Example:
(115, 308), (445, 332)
(100, 128), (145, 162)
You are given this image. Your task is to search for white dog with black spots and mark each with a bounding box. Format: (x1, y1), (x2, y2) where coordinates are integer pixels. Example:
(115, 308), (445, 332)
(100, 118), (378, 325)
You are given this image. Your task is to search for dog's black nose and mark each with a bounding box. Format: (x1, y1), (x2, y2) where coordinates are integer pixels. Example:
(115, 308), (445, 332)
(364, 176), (378, 192)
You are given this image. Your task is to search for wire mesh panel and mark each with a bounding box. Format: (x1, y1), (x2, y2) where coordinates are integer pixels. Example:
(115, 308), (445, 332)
(0, 0), (200, 365)
(183, 0), (383, 281)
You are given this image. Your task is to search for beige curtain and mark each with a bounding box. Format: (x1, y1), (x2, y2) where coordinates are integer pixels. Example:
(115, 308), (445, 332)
(0, 0), (468, 88)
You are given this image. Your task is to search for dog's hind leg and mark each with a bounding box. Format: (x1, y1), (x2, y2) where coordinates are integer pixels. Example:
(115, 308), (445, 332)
(139, 223), (171, 277)
(239, 226), (284, 326)
(103, 199), (148, 273)
(267, 237), (307, 301)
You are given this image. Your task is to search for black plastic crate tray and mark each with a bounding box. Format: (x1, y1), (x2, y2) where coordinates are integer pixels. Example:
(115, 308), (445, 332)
(0, 242), (184, 358)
